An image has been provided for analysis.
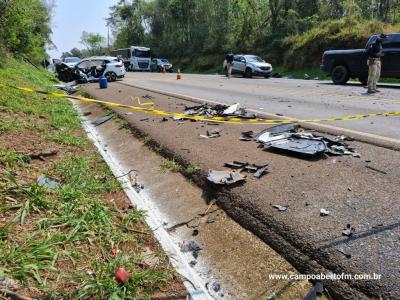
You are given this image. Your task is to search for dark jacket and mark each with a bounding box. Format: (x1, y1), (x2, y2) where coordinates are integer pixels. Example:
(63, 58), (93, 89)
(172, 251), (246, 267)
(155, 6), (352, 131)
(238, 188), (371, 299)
(226, 54), (234, 64)
(367, 37), (383, 58)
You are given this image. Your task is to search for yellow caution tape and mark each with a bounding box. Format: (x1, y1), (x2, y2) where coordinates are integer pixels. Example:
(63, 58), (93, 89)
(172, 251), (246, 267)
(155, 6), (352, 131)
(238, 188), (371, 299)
(132, 96), (155, 109)
(1, 83), (400, 124)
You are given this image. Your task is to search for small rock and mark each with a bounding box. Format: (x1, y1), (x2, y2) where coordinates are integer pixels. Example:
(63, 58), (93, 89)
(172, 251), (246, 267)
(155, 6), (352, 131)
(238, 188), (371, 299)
(342, 224), (355, 237)
(207, 216), (215, 224)
(192, 229), (199, 236)
(212, 281), (221, 292)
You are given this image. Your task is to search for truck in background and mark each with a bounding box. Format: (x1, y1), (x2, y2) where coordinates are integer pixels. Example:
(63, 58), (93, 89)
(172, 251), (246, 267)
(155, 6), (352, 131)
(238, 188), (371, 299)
(110, 46), (151, 71)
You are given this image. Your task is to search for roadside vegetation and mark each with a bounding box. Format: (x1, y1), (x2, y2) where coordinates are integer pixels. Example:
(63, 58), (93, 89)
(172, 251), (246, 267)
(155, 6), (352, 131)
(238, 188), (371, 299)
(99, 1), (400, 74)
(0, 55), (182, 298)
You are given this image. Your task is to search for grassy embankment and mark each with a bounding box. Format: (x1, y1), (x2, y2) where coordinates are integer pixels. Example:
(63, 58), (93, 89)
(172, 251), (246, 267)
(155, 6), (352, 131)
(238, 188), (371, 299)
(0, 55), (182, 299)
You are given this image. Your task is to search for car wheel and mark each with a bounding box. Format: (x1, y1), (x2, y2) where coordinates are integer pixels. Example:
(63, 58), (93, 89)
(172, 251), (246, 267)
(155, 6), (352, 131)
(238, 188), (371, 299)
(245, 68), (252, 78)
(105, 72), (117, 82)
(331, 65), (349, 84)
(359, 77), (367, 85)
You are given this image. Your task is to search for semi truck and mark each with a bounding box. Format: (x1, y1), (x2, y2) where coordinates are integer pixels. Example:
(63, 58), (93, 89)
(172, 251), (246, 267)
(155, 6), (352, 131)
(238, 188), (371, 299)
(110, 46), (151, 71)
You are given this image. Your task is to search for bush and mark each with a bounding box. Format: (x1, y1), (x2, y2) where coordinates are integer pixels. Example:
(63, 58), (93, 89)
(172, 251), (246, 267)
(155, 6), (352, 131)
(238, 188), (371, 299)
(283, 18), (400, 70)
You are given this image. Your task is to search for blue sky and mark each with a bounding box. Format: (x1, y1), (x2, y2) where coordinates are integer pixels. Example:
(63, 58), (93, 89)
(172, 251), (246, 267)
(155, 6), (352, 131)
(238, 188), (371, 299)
(49, 0), (118, 58)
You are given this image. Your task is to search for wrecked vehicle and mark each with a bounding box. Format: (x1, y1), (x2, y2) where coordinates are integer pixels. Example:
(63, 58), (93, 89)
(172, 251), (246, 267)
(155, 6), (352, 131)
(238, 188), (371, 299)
(255, 123), (359, 158)
(56, 56), (126, 83)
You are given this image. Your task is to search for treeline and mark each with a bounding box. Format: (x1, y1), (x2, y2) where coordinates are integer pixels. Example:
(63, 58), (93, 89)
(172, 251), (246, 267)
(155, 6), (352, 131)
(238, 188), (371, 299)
(107, 0), (400, 70)
(0, 0), (52, 64)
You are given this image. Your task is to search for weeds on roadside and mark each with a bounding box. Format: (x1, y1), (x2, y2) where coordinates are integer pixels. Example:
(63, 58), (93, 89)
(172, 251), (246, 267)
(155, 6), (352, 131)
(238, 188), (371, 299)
(186, 163), (200, 175)
(160, 159), (180, 173)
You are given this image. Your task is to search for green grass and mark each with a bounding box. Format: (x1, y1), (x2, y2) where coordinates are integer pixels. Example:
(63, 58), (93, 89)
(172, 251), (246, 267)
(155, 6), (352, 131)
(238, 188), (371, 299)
(0, 54), (179, 298)
(186, 163), (200, 175)
(160, 159), (180, 173)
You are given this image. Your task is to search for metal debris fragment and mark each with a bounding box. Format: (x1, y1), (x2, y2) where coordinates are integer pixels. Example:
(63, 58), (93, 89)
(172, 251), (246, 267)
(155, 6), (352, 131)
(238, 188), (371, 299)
(336, 247), (352, 259)
(92, 115), (113, 126)
(320, 208), (331, 216)
(184, 103), (256, 119)
(207, 170), (246, 185)
(272, 205), (288, 212)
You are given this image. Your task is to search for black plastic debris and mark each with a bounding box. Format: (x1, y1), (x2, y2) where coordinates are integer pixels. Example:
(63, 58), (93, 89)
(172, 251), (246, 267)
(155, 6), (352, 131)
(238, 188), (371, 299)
(224, 161), (247, 169)
(207, 170), (246, 185)
(240, 130), (254, 141)
(180, 240), (203, 253)
(342, 224), (355, 237)
(189, 260), (197, 267)
(337, 247), (352, 259)
(200, 128), (221, 139)
(92, 115), (113, 127)
(192, 229), (199, 236)
(142, 94), (154, 99)
(304, 281), (323, 300)
(184, 103), (256, 119)
(272, 205), (288, 212)
(160, 117), (168, 122)
(224, 162), (269, 178)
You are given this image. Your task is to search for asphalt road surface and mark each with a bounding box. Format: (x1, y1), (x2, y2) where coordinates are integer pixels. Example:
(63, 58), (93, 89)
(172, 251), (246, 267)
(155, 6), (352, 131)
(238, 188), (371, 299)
(123, 72), (400, 140)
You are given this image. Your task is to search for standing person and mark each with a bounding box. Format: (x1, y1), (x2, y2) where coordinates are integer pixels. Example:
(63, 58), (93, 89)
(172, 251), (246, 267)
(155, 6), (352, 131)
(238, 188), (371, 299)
(366, 33), (387, 93)
(225, 51), (234, 79)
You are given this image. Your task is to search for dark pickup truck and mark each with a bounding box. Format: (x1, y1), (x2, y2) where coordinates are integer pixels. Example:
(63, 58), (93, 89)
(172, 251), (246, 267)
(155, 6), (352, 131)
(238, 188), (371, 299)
(321, 33), (400, 84)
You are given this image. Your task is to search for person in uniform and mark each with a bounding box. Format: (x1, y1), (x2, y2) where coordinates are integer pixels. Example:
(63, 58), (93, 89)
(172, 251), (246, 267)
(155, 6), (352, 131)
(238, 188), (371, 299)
(366, 33), (387, 93)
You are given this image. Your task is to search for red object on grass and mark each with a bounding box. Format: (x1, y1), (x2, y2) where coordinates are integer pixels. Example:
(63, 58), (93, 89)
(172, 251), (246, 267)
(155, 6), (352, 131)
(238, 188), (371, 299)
(115, 267), (130, 283)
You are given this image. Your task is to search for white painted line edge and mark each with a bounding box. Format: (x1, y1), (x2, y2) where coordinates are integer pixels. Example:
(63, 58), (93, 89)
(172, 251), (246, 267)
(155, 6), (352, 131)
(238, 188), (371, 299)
(72, 101), (213, 300)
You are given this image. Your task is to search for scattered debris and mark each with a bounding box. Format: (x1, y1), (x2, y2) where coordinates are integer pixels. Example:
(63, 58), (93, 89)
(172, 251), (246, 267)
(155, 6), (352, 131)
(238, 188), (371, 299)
(92, 115), (113, 127)
(160, 117), (168, 122)
(83, 111), (92, 116)
(256, 123), (358, 158)
(140, 118), (149, 121)
(223, 161), (268, 178)
(115, 267), (130, 283)
(173, 116), (183, 121)
(189, 260), (197, 267)
(184, 103), (256, 119)
(304, 281), (324, 300)
(304, 73), (310, 80)
(207, 170), (246, 185)
(320, 208), (331, 216)
(200, 128), (221, 139)
(207, 216), (215, 224)
(342, 224), (355, 237)
(192, 229), (199, 236)
(240, 130), (254, 141)
(180, 240), (203, 253)
(272, 205), (288, 212)
(212, 282), (221, 292)
(28, 148), (58, 160)
(365, 165), (387, 175)
(53, 83), (79, 94)
(142, 94), (154, 99)
(336, 247), (352, 259)
(37, 175), (60, 190)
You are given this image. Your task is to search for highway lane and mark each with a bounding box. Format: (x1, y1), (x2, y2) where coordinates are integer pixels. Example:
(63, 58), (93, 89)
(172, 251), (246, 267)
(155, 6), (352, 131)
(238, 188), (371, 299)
(122, 72), (400, 140)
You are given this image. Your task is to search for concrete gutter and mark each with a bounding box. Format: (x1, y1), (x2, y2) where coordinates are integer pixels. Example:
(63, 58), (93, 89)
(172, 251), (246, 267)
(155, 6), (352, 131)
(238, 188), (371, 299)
(118, 81), (400, 151)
